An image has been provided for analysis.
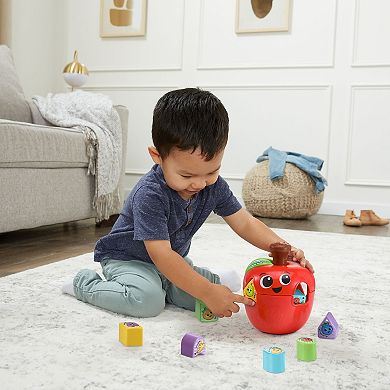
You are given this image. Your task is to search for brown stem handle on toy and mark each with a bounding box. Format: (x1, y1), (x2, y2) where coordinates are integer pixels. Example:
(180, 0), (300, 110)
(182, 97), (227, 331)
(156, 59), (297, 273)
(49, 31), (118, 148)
(270, 242), (291, 266)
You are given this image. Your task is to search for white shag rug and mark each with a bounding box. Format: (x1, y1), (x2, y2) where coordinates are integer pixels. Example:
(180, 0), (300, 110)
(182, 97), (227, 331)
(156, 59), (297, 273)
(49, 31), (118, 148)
(1, 224), (390, 390)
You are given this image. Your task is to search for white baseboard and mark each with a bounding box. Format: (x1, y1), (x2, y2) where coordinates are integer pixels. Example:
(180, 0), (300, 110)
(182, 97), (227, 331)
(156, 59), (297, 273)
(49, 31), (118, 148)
(319, 201), (390, 217)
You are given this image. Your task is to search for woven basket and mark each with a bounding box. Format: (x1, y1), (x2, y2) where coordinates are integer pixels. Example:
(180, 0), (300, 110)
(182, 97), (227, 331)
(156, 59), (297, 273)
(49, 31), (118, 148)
(242, 161), (324, 219)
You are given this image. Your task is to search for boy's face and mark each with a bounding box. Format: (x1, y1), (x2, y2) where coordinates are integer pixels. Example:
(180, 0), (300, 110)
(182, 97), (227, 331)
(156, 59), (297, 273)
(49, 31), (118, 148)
(148, 146), (224, 200)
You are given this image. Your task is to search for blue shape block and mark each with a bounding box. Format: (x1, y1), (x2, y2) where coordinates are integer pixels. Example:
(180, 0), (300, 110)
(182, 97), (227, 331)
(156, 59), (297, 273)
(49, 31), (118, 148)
(263, 346), (285, 374)
(293, 289), (306, 304)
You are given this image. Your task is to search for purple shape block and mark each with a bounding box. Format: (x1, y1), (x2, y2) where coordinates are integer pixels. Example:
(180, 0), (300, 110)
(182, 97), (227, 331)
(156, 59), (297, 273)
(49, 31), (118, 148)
(318, 312), (339, 339)
(181, 333), (206, 358)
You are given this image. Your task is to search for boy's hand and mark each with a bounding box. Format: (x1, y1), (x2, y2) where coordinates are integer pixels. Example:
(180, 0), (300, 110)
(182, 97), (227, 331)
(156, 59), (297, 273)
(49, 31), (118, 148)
(201, 284), (255, 318)
(289, 246), (314, 273)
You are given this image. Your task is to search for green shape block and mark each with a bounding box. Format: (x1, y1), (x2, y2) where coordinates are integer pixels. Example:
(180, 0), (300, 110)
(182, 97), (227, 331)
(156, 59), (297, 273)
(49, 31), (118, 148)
(195, 299), (218, 322)
(245, 258), (273, 273)
(296, 337), (317, 361)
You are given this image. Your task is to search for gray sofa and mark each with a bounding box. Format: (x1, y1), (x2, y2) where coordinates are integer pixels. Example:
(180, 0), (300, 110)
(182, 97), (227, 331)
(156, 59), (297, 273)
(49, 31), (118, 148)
(0, 45), (128, 233)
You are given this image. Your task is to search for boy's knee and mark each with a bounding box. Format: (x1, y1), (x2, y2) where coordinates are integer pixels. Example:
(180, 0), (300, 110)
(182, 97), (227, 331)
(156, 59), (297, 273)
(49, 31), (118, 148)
(124, 287), (165, 318)
(73, 269), (102, 298)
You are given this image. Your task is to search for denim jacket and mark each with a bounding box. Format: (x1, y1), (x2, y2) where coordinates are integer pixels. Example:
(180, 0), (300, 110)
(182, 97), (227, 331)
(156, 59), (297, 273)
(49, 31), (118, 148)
(256, 147), (328, 193)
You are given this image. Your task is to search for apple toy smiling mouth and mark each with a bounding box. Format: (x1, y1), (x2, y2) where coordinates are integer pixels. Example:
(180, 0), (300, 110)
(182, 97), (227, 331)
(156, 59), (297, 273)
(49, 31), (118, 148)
(272, 287), (282, 293)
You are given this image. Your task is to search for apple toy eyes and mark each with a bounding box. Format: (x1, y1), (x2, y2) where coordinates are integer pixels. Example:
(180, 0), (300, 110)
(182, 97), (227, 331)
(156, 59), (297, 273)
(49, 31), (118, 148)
(260, 275), (273, 288)
(279, 274), (291, 285)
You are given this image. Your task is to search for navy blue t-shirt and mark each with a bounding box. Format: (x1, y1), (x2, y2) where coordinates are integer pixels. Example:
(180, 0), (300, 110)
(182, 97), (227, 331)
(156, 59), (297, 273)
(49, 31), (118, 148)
(94, 164), (242, 263)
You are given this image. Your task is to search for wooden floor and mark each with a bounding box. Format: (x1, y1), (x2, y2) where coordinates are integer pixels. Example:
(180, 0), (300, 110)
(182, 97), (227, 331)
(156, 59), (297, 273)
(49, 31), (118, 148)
(0, 214), (388, 278)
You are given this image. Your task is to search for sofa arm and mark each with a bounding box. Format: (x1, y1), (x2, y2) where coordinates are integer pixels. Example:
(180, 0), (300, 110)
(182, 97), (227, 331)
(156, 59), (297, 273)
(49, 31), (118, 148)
(114, 105), (129, 210)
(26, 99), (128, 213)
(27, 99), (53, 126)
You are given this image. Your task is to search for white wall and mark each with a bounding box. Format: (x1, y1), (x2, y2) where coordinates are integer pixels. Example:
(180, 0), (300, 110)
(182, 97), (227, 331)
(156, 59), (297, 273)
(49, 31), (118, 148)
(1, 0), (67, 97)
(5, 0), (390, 216)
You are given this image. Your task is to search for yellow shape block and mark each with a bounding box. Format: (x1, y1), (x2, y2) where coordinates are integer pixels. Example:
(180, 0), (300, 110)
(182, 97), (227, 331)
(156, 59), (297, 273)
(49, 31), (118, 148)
(243, 279), (256, 302)
(119, 322), (143, 346)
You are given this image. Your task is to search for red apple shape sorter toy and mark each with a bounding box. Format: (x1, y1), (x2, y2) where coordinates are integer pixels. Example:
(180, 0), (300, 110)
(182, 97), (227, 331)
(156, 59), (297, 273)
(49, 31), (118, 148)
(318, 312), (339, 339)
(119, 322), (143, 346)
(243, 242), (315, 334)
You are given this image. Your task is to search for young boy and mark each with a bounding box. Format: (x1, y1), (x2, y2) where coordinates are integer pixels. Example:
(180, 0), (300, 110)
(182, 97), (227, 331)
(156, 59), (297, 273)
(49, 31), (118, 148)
(63, 88), (313, 318)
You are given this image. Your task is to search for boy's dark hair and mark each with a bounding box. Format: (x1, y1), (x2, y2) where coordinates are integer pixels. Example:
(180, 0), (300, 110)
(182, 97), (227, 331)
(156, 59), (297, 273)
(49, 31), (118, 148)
(152, 88), (229, 161)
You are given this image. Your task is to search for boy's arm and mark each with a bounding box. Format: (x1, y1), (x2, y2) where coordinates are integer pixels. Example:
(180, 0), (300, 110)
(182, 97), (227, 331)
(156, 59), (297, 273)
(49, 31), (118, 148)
(144, 239), (254, 317)
(223, 208), (314, 272)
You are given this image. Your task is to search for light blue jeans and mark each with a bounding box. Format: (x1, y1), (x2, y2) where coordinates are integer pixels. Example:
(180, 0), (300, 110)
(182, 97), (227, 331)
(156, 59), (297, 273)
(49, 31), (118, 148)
(73, 257), (220, 317)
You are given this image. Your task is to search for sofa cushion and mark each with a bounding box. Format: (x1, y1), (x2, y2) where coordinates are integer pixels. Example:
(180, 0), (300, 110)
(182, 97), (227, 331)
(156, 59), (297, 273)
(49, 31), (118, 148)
(0, 120), (88, 168)
(0, 45), (32, 123)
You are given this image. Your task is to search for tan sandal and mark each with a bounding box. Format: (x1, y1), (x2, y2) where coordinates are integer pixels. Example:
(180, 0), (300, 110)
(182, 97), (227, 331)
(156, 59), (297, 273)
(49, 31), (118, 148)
(359, 210), (389, 226)
(343, 210), (362, 227)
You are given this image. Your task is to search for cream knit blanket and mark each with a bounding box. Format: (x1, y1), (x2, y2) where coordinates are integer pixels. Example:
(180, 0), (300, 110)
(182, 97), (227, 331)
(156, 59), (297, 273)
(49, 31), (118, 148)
(32, 91), (122, 221)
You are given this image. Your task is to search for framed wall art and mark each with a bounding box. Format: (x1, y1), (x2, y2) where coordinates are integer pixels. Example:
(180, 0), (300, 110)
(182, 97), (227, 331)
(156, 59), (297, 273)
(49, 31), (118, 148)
(100, 0), (147, 38)
(236, 0), (290, 33)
